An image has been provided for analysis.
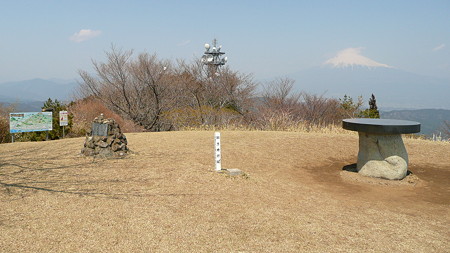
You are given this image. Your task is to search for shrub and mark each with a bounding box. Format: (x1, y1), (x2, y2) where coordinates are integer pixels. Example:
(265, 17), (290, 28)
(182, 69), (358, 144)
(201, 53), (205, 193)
(0, 103), (15, 143)
(68, 96), (143, 136)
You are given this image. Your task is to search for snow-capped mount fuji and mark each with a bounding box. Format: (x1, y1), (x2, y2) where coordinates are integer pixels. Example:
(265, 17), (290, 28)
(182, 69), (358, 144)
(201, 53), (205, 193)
(286, 48), (450, 109)
(324, 47), (392, 69)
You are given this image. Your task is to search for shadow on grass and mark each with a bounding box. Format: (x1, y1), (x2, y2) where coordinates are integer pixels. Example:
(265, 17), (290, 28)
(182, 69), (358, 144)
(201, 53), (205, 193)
(0, 181), (207, 199)
(1, 153), (208, 200)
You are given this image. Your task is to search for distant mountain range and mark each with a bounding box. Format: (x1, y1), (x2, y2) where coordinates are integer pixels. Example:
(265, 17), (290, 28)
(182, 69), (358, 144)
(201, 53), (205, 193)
(381, 109), (450, 136)
(0, 78), (78, 103)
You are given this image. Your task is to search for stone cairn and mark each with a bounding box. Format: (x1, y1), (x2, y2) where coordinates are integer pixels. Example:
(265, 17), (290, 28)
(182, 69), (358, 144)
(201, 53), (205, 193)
(81, 114), (128, 157)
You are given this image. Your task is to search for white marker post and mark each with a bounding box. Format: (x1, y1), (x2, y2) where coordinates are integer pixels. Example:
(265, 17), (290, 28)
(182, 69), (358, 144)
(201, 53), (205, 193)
(215, 132), (221, 171)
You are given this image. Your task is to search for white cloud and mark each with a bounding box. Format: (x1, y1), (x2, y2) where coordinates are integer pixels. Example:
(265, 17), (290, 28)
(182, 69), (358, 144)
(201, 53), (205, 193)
(432, 43), (445, 52)
(70, 29), (102, 43)
(324, 47), (392, 68)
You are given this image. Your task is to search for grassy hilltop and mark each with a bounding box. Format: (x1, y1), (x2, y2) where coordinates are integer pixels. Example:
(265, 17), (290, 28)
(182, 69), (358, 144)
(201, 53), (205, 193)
(1, 131), (449, 252)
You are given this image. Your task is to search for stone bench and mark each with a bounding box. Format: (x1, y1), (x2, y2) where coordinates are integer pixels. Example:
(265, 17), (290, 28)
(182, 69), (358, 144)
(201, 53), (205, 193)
(343, 118), (420, 180)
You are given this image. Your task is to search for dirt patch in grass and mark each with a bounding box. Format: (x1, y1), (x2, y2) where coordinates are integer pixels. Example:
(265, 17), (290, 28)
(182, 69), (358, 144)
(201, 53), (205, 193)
(1, 131), (449, 252)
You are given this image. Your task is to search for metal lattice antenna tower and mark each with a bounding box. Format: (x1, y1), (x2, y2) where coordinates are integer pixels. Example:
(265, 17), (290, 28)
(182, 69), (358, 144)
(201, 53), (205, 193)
(201, 38), (227, 76)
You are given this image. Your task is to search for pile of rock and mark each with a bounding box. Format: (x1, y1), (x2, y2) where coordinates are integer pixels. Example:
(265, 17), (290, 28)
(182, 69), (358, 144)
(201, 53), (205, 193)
(81, 114), (128, 157)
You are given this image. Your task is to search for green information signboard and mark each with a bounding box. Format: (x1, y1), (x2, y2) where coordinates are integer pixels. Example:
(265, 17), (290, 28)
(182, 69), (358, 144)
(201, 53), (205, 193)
(9, 112), (53, 133)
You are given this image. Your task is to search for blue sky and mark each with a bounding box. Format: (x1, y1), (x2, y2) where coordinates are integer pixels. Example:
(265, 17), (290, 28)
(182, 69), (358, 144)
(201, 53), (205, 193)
(0, 0), (449, 83)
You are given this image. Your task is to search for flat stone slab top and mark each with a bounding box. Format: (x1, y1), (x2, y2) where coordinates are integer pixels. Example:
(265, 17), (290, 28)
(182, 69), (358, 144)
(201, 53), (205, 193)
(343, 118), (420, 134)
(343, 118), (421, 180)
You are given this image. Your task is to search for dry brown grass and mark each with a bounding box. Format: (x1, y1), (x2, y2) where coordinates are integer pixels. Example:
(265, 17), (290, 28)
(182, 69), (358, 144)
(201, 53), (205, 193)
(180, 121), (352, 134)
(1, 131), (449, 252)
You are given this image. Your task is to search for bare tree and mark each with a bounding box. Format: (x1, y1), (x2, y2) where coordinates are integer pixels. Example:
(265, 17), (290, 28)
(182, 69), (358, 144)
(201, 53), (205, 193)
(262, 77), (300, 113)
(173, 60), (256, 127)
(254, 77), (344, 129)
(129, 53), (175, 131)
(215, 66), (256, 114)
(253, 78), (302, 130)
(78, 47), (174, 131)
(175, 59), (210, 125)
(78, 47), (256, 131)
(299, 92), (341, 126)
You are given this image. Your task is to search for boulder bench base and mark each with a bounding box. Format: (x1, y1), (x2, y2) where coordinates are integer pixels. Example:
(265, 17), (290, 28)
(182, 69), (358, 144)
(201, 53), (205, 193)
(357, 133), (408, 180)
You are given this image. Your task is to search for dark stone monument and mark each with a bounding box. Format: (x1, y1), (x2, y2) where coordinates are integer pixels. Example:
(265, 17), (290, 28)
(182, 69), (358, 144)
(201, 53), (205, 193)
(92, 122), (109, 136)
(81, 114), (129, 157)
